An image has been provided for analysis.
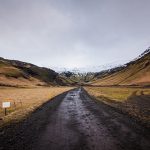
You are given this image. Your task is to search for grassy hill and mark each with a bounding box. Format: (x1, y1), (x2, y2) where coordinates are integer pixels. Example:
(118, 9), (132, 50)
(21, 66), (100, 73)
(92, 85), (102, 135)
(0, 57), (71, 87)
(91, 48), (150, 86)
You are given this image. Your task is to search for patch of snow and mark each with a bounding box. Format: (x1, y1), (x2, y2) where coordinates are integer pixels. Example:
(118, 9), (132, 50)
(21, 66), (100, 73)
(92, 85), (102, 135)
(132, 47), (150, 62)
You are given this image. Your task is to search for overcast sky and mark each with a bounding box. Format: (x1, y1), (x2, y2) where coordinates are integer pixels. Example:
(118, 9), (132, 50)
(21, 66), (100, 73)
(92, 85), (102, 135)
(0, 0), (150, 71)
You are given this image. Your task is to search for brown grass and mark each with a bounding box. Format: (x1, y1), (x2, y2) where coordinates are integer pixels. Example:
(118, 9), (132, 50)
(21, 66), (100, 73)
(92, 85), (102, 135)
(0, 75), (46, 87)
(0, 86), (73, 127)
(84, 86), (150, 102)
(92, 55), (150, 86)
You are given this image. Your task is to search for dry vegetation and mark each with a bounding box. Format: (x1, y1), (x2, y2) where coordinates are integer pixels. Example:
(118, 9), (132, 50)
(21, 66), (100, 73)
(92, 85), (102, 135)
(0, 75), (46, 87)
(92, 53), (150, 86)
(84, 86), (150, 127)
(85, 86), (150, 101)
(0, 86), (73, 127)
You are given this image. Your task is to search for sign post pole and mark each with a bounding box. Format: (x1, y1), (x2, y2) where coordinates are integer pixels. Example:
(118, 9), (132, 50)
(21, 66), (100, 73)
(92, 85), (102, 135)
(4, 108), (7, 116)
(2, 102), (11, 116)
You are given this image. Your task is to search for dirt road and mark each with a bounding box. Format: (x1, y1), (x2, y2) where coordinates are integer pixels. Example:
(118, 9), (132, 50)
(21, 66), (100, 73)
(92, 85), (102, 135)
(0, 88), (150, 150)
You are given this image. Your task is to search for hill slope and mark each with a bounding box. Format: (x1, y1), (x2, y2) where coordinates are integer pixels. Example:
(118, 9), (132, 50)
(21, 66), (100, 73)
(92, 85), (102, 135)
(91, 48), (150, 86)
(0, 57), (70, 87)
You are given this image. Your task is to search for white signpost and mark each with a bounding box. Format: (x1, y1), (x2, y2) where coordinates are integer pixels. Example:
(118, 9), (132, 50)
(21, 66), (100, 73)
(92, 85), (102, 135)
(2, 102), (11, 116)
(2, 102), (11, 108)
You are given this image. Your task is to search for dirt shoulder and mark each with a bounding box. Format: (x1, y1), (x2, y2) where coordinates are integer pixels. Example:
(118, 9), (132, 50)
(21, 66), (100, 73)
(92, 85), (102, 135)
(84, 86), (150, 128)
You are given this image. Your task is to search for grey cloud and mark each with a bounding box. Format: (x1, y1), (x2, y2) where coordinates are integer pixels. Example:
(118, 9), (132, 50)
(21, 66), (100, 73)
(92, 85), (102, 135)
(0, 0), (150, 70)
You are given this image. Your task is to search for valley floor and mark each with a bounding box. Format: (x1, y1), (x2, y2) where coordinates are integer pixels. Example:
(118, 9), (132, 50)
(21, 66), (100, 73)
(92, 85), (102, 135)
(0, 88), (149, 150)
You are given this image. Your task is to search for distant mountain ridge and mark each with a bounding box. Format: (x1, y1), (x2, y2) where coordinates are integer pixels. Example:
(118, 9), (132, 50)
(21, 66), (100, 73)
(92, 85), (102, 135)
(52, 60), (128, 73)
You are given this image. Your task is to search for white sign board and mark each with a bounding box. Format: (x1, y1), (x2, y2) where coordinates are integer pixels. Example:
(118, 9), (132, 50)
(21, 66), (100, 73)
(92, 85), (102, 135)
(2, 102), (11, 108)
